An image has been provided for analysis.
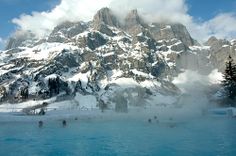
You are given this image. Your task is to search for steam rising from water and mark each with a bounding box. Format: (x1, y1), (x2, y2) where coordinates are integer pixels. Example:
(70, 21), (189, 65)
(118, 70), (222, 123)
(167, 70), (223, 119)
(107, 70), (223, 122)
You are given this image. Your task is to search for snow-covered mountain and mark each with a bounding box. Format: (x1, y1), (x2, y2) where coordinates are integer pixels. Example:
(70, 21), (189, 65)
(0, 8), (230, 112)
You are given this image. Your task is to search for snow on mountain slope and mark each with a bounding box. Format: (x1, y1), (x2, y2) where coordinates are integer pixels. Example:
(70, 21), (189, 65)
(0, 8), (226, 113)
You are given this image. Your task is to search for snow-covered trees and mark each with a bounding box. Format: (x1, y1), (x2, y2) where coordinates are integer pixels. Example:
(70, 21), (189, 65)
(222, 55), (236, 101)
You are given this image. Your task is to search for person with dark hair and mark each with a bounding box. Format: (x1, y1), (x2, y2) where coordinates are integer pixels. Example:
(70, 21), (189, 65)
(62, 120), (67, 127)
(39, 108), (45, 115)
(38, 121), (43, 128)
(148, 118), (152, 123)
(154, 116), (159, 123)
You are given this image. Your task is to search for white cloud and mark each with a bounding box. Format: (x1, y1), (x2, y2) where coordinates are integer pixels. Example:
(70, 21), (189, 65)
(110, 0), (191, 24)
(182, 13), (236, 42)
(12, 0), (111, 37)
(202, 13), (236, 40)
(11, 0), (236, 42)
(111, 0), (236, 42)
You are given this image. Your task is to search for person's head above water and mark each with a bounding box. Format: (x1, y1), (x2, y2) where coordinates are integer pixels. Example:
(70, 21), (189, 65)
(38, 121), (43, 128)
(148, 119), (152, 123)
(62, 120), (67, 127)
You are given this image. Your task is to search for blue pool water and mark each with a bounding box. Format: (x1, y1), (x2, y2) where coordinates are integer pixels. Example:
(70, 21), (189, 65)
(0, 115), (236, 156)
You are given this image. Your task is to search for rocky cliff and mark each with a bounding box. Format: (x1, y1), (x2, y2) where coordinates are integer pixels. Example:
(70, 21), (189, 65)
(0, 8), (229, 112)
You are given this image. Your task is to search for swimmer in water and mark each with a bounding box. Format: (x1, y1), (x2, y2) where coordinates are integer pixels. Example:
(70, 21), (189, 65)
(154, 116), (159, 123)
(62, 120), (67, 127)
(38, 121), (43, 128)
(148, 118), (152, 123)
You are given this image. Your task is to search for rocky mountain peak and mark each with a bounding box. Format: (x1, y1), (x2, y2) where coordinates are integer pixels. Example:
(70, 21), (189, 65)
(124, 9), (147, 36)
(93, 7), (120, 28)
(205, 36), (230, 47)
(5, 31), (37, 50)
(129, 9), (139, 17)
(47, 21), (88, 43)
(205, 36), (218, 45)
(205, 36), (231, 51)
(149, 23), (195, 47)
(204, 36), (233, 72)
(125, 9), (144, 28)
(1, 7), (232, 112)
(170, 23), (195, 46)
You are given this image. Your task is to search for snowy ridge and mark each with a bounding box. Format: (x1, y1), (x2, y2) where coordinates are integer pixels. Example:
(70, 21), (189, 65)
(0, 8), (228, 114)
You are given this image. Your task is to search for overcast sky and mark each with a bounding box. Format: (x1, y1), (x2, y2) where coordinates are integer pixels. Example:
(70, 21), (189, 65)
(1, 0), (236, 49)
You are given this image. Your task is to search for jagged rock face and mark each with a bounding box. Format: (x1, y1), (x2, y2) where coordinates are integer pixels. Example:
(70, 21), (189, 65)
(205, 36), (231, 52)
(171, 24), (195, 47)
(81, 51), (98, 62)
(132, 31), (158, 51)
(170, 42), (188, 52)
(93, 7), (120, 28)
(205, 37), (236, 72)
(34, 62), (69, 81)
(76, 32), (108, 50)
(5, 38), (23, 50)
(54, 49), (81, 68)
(48, 21), (88, 43)
(151, 61), (169, 77)
(125, 9), (143, 28)
(210, 45), (235, 72)
(149, 23), (194, 47)
(5, 32), (36, 50)
(149, 24), (175, 41)
(94, 23), (115, 36)
(2, 7), (223, 108)
(124, 9), (146, 36)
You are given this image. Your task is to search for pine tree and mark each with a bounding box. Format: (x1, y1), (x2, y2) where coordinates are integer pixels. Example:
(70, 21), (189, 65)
(222, 55), (236, 100)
